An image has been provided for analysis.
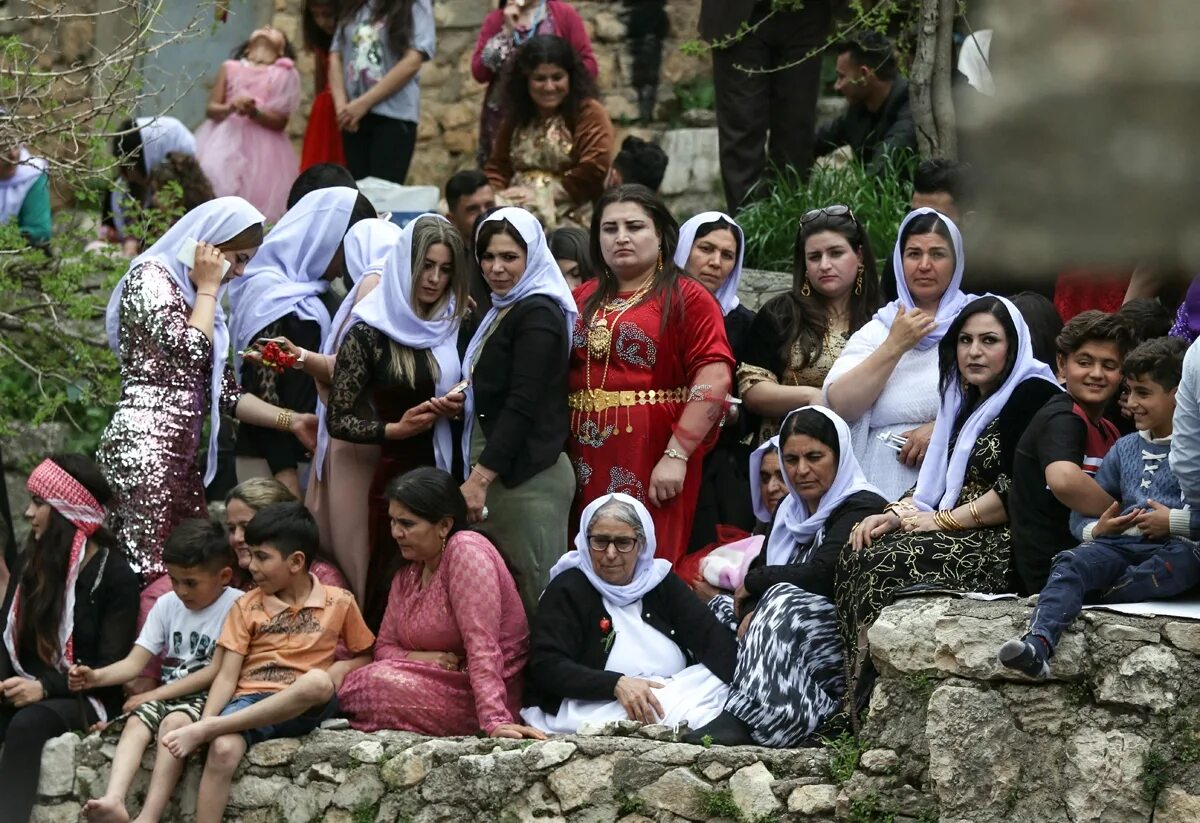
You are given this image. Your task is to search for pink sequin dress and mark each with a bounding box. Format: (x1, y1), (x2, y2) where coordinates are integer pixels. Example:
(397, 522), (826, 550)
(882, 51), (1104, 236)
(96, 261), (243, 577)
(337, 531), (529, 735)
(195, 58), (301, 223)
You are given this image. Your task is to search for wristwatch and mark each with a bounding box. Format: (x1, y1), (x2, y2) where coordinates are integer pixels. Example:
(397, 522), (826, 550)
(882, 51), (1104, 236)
(293, 347), (308, 369)
(663, 447), (688, 462)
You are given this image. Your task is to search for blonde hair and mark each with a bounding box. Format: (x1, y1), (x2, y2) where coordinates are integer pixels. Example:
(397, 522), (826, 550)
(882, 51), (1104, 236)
(225, 477), (296, 511)
(387, 216), (471, 387)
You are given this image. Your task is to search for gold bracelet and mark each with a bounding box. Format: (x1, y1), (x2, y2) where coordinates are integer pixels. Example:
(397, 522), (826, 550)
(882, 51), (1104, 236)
(968, 499), (985, 527)
(936, 509), (966, 531)
(884, 501), (917, 516)
(276, 409), (293, 432)
(471, 466), (492, 485)
(196, 291), (218, 299)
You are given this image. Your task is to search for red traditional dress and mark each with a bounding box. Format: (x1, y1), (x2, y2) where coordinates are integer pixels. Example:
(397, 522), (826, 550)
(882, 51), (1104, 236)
(300, 47), (347, 171)
(568, 277), (734, 565)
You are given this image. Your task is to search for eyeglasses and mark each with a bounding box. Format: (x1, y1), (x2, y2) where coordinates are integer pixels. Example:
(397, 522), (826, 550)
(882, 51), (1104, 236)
(800, 205), (858, 226)
(587, 534), (638, 553)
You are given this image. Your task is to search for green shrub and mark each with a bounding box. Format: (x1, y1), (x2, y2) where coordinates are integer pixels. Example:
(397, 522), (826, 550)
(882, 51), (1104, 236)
(736, 154), (917, 273)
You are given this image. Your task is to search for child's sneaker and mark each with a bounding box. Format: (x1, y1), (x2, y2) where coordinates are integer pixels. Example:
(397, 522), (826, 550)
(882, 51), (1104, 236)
(998, 636), (1050, 679)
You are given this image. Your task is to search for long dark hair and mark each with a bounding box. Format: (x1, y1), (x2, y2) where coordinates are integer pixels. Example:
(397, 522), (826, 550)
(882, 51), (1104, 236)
(763, 210), (880, 370)
(585, 185), (682, 334)
(18, 454), (117, 667)
(503, 35), (597, 130)
(938, 296), (1020, 435)
(548, 226), (597, 282)
(779, 409), (840, 462)
(385, 467), (469, 538)
(302, 0), (338, 53)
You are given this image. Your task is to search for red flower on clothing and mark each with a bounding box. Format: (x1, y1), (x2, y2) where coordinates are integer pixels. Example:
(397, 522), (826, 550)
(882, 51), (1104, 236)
(600, 617), (616, 653)
(599, 618), (612, 634)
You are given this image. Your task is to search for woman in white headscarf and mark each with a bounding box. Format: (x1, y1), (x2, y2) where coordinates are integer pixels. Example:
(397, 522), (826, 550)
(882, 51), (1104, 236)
(97, 197), (318, 579)
(824, 208), (973, 501)
(675, 211), (760, 549)
(0, 117), (51, 249)
(836, 295), (1061, 720)
(325, 214), (469, 624)
(303, 218), (401, 600)
(227, 186), (374, 495)
(103, 116), (199, 255)
(687, 406), (887, 747)
(460, 206), (577, 617)
(522, 493), (736, 734)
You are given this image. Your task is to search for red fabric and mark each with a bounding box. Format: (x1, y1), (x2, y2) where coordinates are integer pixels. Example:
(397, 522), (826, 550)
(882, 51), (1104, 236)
(1072, 402), (1120, 477)
(470, 2), (598, 84)
(567, 278), (735, 566)
(337, 531), (529, 735)
(1053, 268), (1130, 322)
(300, 50), (346, 171)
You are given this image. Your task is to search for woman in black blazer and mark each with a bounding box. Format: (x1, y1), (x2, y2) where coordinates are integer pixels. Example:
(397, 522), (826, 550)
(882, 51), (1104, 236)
(522, 493), (737, 731)
(459, 207), (578, 616)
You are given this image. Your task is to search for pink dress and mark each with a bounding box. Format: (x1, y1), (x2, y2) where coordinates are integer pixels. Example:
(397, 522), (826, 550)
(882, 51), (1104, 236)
(337, 531), (529, 735)
(195, 58), (301, 223)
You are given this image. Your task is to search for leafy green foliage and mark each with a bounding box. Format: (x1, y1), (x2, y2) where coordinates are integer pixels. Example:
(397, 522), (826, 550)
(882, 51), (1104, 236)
(737, 154), (916, 273)
(849, 793), (896, 823)
(702, 788), (741, 818)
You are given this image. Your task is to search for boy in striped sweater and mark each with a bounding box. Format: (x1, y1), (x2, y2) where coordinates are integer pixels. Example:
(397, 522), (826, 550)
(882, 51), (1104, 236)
(1001, 336), (1200, 678)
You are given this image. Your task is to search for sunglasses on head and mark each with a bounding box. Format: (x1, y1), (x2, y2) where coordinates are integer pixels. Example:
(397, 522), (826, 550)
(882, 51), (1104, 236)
(799, 205), (859, 227)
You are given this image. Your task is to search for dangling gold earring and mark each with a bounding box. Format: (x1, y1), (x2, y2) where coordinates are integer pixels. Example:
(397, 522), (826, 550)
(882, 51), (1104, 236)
(656, 249), (663, 272)
(855, 264), (864, 296)
(800, 279), (811, 297)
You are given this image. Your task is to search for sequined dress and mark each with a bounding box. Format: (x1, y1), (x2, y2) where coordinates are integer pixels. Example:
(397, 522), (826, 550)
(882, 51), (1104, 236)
(97, 261), (242, 577)
(507, 114), (576, 228)
(567, 279), (734, 565)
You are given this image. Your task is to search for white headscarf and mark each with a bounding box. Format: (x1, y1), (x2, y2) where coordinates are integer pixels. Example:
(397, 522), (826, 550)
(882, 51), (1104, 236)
(313, 218), (403, 479)
(105, 196), (266, 486)
(349, 214), (464, 473)
(135, 116), (197, 174)
(460, 207), (578, 475)
(674, 211), (745, 316)
(873, 207), (974, 352)
(748, 436), (780, 523)
(228, 186), (361, 378)
(765, 406), (883, 566)
(0, 148), (47, 222)
(913, 294), (1060, 511)
(549, 493), (672, 608)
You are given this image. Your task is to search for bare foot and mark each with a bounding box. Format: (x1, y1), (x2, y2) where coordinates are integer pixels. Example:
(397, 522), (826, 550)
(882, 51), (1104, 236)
(83, 795), (130, 823)
(161, 720), (212, 759)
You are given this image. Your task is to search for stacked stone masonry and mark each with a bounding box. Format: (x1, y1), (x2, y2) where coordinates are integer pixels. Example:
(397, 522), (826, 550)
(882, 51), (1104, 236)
(28, 596), (1200, 822)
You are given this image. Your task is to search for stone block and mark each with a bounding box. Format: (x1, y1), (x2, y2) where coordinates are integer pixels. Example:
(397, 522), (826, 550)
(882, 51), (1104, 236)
(434, 0), (488, 29)
(247, 737), (302, 767)
(788, 784), (838, 815)
(58, 20), (93, 62)
(1095, 644), (1181, 712)
(1096, 623), (1160, 643)
(229, 775), (292, 809)
(349, 739), (386, 765)
(1157, 787), (1200, 823)
(592, 11), (625, 43)
(548, 753), (616, 812)
(330, 767), (384, 810)
(636, 766), (711, 820)
(1164, 622), (1200, 653)
(1063, 728), (1151, 822)
(729, 762), (781, 819)
(37, 733), (78, 797)
(859, 749), (900, 775)
(525, 740), (577, 771)
(659, 128), (720, 197)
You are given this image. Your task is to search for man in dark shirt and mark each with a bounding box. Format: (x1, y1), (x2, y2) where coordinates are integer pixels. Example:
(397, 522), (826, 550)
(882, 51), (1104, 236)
(1010, 312), (1134, 593)
(815, 34), (916, 174)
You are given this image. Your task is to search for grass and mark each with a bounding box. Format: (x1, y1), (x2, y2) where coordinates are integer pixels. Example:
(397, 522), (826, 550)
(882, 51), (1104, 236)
(701, 788), (741, 819)
(848, 793), (896, 823)
(823, 731), (866, 785)
(1140, 749), (1170, 804)
(735, 155), (917, 273)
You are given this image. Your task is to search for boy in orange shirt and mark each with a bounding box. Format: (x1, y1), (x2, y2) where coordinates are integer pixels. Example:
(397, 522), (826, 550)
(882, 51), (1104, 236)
(161, 502), (374, 823)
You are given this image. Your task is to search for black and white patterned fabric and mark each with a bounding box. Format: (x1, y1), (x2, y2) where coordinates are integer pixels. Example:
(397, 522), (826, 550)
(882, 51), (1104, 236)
(708, 583), (846, 747)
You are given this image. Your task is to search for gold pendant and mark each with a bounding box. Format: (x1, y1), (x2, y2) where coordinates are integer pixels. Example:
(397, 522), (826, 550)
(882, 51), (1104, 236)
(587, 318), (611, 359)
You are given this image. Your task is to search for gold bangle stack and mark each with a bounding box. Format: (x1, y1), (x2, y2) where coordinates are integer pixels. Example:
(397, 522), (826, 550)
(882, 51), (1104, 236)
(968, 499), (985, 527)
(276, 409), (293, 432)
(934, 509), (967, 531)
(884, 501), (917, 518)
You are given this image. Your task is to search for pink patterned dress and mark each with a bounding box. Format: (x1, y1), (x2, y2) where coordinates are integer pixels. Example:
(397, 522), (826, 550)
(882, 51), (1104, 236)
(195, 58), (301, 223)
(337, 531), (529, 735)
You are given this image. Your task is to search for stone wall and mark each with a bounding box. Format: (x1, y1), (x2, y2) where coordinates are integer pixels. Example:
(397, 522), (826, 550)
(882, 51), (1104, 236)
(29, 596), (1200, 822)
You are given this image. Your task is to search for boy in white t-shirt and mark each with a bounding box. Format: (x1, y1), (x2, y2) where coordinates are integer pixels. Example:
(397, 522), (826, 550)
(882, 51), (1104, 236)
(70, 518), (242, 823)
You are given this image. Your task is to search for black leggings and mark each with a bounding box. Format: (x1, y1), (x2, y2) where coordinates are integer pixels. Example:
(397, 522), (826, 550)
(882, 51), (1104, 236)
(342, 113), (417, 184)
(0, 698), (97, 823)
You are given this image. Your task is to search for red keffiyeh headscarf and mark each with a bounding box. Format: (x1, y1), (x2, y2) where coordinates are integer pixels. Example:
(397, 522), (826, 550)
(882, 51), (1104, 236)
(3, 459), (105, 684)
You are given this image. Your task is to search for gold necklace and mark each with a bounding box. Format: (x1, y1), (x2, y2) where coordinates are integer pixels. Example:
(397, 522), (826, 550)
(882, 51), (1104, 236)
(587, 280), (652, 361)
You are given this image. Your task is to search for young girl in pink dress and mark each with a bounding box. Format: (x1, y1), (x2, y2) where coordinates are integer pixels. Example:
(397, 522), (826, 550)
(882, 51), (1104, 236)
(196, 26), (301, 223)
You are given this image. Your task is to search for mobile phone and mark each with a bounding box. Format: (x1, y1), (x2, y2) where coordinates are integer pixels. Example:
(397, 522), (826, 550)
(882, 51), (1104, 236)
(177, 238), (231, 277)
(449, 379), (470, 395)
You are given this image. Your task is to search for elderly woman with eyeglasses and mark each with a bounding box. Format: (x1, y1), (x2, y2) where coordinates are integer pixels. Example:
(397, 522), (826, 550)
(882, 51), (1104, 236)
(521, 493), (736, 733)
(737, 205), (883, 447)
(823, 208), (975, 500)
